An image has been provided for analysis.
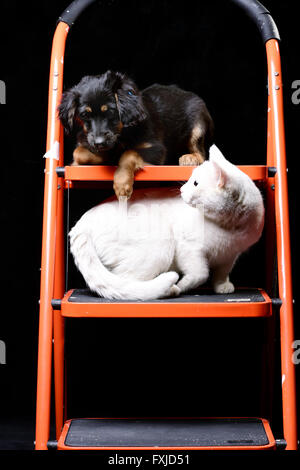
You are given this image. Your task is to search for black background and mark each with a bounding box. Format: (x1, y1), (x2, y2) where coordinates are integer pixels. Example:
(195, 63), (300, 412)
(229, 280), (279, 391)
(0, 0), (299, 450)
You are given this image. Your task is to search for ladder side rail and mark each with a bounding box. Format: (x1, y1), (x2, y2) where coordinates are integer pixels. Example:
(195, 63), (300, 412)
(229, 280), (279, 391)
(53, 125), (66, 439)
(35, 22), (69, 450)
(265, 91), (276, 294)
(266, 38), (297, 450)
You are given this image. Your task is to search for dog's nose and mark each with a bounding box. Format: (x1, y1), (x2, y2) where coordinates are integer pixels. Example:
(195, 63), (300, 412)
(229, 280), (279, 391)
(94, 136), (106, 146)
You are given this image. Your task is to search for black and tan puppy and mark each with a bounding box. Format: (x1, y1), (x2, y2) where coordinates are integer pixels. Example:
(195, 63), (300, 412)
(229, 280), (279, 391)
(58, 70), (214, 199)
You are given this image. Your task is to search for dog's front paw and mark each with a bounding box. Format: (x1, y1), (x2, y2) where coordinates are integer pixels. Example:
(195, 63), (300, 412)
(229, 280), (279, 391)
(213, 281), (235, 294)
(113, 179), (133, 200)
(179, 153), (205, 166)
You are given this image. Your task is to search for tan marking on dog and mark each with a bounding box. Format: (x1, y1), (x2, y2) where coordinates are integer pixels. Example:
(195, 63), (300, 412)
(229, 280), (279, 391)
(85, 106), (92, 113)
(73, 146), (105, 165)
(117, 121), (124, 132)
(135, 142), (153, 149)
(113, 150), (145, 199)
(188, 123), (204, 154)
(179, 123), (205, 165)
(101, 104), (108, 112)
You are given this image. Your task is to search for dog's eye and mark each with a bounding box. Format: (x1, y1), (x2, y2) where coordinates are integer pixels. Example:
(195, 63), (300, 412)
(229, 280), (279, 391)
(127, 90), (134, 96)
(194, 181), (198, 186)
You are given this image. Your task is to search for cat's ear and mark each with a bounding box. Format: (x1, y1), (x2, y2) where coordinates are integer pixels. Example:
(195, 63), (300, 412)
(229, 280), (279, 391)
(211, 161), (227, 188)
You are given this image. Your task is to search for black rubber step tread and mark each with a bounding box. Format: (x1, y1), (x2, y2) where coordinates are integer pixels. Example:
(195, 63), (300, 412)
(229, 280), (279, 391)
(67, 288), (265, 304)
(64, 418), (270, 448)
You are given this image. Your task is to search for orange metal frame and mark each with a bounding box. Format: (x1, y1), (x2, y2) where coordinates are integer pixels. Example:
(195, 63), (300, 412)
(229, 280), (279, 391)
(35, 17), (297, 450)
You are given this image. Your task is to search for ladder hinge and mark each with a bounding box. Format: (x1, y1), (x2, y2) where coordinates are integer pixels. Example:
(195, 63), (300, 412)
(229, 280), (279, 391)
(275, 439), (287, 450)
(47, 440), (58, 450)
(51, 299), (62, 310)
(268, 166), (277, 177)
(56, 167), (65, 177)
(271, 298), (282, 308)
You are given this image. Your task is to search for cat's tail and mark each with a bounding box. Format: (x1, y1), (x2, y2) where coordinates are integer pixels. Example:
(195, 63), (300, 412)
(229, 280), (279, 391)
(69, 229), (179, 301)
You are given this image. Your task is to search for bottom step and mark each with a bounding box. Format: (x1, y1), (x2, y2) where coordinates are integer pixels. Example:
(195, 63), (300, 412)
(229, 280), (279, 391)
(57, 418), (275, 450)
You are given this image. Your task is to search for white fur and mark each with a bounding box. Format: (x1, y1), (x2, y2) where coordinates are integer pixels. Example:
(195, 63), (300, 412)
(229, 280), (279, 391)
(69, 145), (264, 300)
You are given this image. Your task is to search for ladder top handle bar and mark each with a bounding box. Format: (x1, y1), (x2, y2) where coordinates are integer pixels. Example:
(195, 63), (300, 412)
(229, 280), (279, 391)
(58, 0), (280, 44)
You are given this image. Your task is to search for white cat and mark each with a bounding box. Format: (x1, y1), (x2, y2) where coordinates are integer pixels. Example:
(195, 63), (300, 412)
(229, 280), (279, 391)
(69, 145), (264, 300)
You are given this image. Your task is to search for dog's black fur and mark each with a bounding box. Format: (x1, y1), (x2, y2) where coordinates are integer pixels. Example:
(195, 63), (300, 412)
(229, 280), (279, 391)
(58, 70), (214, 197)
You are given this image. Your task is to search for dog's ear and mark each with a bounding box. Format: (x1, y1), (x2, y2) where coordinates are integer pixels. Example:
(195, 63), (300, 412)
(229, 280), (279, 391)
(106, 71), (126, 93)
(109, 71), (138, 97)
(108, 71), (147, 127)
(58, 88), (79, 134)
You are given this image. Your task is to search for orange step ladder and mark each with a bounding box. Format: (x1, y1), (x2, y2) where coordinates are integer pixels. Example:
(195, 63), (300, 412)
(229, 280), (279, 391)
(35, 0), (297, 450)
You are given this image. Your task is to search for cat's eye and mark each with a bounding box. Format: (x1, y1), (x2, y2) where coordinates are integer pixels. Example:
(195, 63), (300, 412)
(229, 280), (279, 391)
(194, 181), (198, 186)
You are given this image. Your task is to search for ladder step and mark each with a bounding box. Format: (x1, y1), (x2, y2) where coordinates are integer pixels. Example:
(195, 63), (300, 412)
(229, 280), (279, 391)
(57, 418), (275, 450)
(60, 288), (272, 318)
(62, 164), (268, 185)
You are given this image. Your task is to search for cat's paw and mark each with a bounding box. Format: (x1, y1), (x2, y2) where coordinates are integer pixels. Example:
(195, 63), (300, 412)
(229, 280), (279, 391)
(168, 284), (181, 297)
(164, 271), (180, 286)
(213, 281), (235, 294)
(162, 272), (180, 297)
